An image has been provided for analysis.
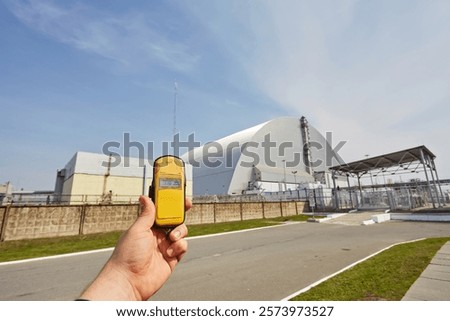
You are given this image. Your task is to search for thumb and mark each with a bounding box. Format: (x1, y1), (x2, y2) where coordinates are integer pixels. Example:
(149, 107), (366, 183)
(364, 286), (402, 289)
(135, 195), (156, 230)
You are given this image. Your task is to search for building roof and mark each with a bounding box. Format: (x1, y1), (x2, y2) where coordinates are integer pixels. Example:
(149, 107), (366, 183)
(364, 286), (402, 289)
(183, 117), (340, 195)
(329, 145), (435, 176)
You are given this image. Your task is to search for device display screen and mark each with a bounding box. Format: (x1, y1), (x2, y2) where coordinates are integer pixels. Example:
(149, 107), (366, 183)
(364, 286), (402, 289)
(159, 178), (181, 188)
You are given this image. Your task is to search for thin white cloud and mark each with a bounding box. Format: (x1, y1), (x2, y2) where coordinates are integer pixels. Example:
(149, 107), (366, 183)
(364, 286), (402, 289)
(184, 0), (450, 173)
(7, 0), (199, 72)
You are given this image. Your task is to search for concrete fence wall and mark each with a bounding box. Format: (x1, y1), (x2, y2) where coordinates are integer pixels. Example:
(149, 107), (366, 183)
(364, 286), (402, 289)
(0, 200), (308, 242)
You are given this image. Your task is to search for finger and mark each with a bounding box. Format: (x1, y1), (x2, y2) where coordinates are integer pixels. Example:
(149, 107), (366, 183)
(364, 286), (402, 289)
(166, 239), (188, 258)
(168, 223), (188, 242)
(135, 195), (156, 230)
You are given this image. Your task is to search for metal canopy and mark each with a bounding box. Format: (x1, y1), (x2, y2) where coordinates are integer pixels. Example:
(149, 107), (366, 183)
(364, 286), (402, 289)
(329, 145), (435, 176)
(329, 145), (445, 209)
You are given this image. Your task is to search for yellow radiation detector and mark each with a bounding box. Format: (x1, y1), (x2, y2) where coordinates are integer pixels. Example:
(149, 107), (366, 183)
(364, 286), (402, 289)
(149, 155), (186, 227)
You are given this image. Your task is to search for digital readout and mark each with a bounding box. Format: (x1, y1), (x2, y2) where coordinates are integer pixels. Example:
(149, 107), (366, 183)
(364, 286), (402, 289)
(159, 178), (181, 188)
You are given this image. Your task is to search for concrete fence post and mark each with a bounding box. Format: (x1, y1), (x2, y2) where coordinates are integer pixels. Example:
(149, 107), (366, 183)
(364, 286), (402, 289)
(78, 204), (87, 236)
(0, 205), (11, 242)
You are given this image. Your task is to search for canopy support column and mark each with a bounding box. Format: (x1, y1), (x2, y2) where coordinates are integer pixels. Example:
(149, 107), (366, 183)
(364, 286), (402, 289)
(430, 157), (446, 206)
(346, 174), (354, 208)
(420, 148), (436, 209)
(332, 170), (339, 210)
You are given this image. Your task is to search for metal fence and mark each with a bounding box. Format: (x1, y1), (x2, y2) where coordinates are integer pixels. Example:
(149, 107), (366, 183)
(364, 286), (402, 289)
(193, 183), (449, 212)
(2, 181), (448, 210)
(335, 184), (448, 211)
(1, 193), (141, 206)
(192, 188), (334, 212)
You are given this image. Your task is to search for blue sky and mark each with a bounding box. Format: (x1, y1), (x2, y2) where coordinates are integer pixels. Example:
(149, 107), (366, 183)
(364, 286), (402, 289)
(1, 0), (449, 190)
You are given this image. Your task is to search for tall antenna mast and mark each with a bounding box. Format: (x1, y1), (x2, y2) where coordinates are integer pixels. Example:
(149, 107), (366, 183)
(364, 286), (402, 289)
(173, 81), (178, 138)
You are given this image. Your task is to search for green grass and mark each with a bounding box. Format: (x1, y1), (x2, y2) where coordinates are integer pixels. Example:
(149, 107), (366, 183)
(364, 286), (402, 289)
(291, 237), (450, 301)
(0, 231), (124, 263)
(0, 214), (311, 262)
(188, 214), (316, 237)
(188, 219), (277, 237)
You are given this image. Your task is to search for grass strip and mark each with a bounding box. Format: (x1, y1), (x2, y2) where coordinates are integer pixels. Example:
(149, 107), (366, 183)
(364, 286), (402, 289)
(188, 214), (314, 237)
(0, 214), (312, 262)
(0, 232), (123, 263)
(290, 237), (450, 301)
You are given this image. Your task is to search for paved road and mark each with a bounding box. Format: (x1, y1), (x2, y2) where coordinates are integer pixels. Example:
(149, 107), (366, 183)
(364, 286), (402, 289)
(1, 220), (450, 300)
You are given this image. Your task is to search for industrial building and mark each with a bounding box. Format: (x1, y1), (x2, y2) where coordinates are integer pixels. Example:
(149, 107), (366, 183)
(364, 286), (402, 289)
(3, 116), (446, 212)
(54, 151), (193, 204)
(50, 117), (446, 211)
(182, 116), (344, 195)
(51, 117), (340, 203)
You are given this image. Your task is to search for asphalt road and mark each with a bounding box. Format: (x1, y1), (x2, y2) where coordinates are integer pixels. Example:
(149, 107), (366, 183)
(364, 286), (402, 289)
(1, 220), (450, 301)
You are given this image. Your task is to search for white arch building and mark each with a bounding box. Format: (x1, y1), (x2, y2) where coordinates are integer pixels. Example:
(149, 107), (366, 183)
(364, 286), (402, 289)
(183, 117), (344, 195)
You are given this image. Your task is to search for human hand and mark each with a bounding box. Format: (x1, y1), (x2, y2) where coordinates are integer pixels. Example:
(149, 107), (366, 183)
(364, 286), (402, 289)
(79, 195), (190, 301)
